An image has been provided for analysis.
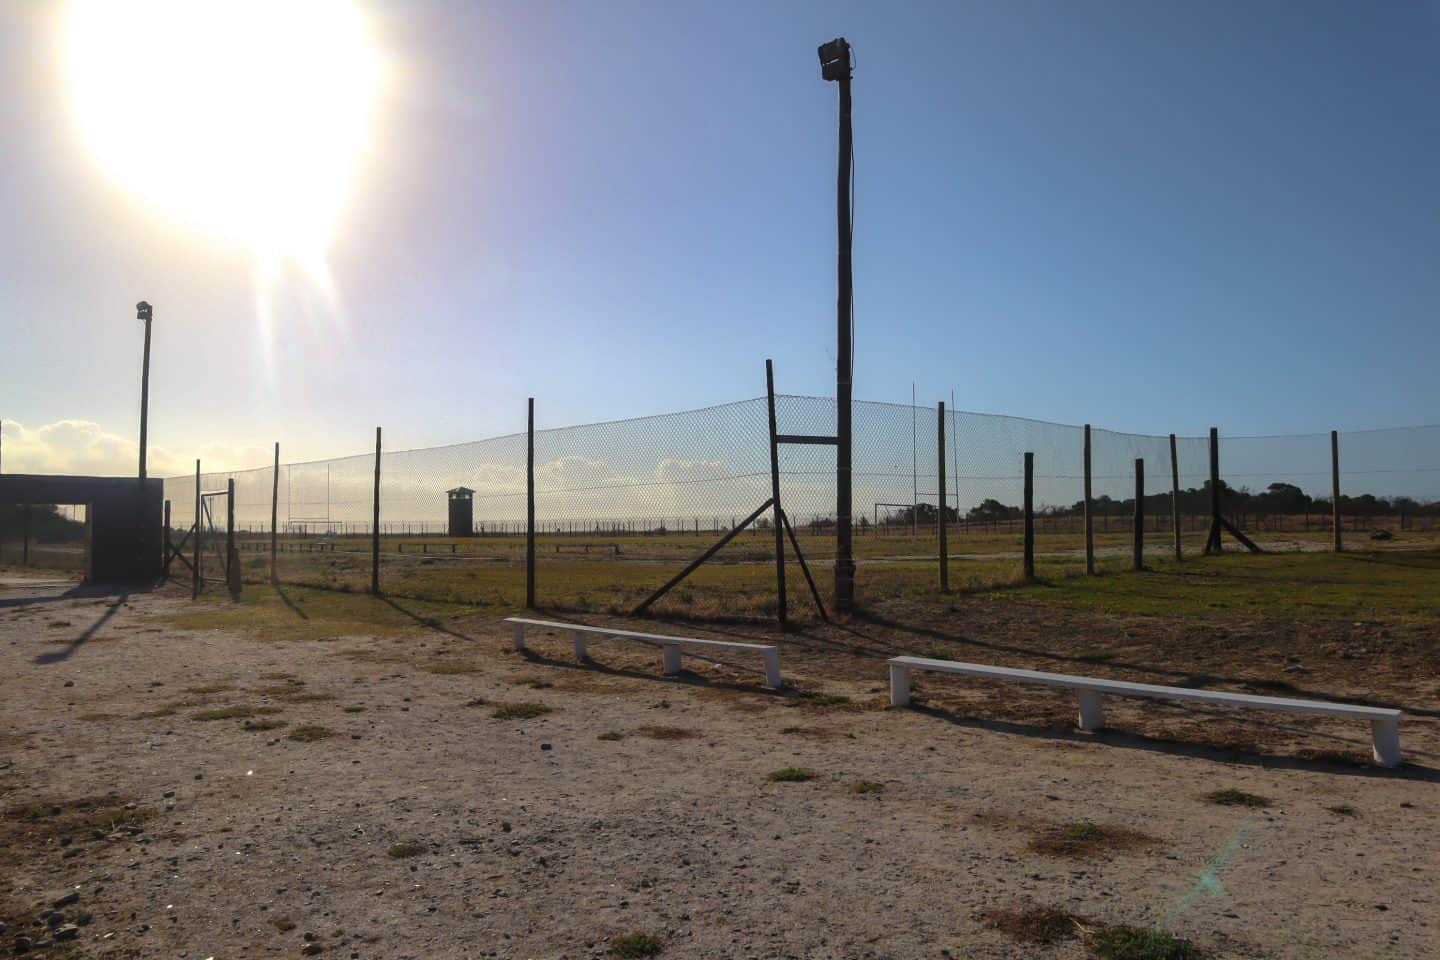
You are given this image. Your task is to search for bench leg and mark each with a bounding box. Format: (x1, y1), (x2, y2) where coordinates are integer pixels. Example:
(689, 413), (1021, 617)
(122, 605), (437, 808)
(662, 644), (682, 676)
(889, 665), (911, 707)
(572, 630), (588, 662)
(1076, 690), (1105, 731)
(1371, 717), (1402, 768)
(511, 622), (526, 652)
(762, 649), (783, 689)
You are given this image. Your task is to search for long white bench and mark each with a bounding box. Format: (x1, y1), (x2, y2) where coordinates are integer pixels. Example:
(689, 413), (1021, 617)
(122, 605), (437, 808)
(504, 617), (783, 688)
(887, 656), (1404, 767)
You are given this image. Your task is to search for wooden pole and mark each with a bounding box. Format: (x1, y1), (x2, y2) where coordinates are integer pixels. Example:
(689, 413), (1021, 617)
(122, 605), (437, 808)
(226, 477), (239, 599)
(1132, 458), (1144, 571)
(1169, 433), (1181, 562)
(192, 459), (201, 599)
(1331, 430), (1342, 553)
(1082, 425), (1094, 575)
(765, 361), (788, 626)
(1205, 427), (1222, 554)
(371, 427), (381, 595)
(526, 399), (536, 609)
(937, 401), (949, 591)
(270, 442), (279, 584)
(1023, 452), (1035, 580)
(634, 499), (774, 616)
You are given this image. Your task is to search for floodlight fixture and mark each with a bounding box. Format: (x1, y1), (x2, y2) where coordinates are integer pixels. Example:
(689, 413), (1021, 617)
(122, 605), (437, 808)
(818, 37), (851, 82)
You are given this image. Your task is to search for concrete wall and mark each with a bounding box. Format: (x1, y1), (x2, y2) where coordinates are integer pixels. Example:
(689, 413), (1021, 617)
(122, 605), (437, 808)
(0, 475), (164, 583)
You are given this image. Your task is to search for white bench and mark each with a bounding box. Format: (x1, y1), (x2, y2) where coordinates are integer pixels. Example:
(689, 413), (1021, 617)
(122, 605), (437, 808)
(887, 656), (1404, 767)
(504, 617), (783, 688)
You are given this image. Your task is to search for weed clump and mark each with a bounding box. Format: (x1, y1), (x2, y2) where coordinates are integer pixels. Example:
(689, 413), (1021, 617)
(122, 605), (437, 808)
(287, 724), (333, 742)
(609, 932), (664, 957)
(1203, 788), (1271, 808)
(242, 719), (287, 731)
(1029, 822), (1154, 858)
(788, 693), (850, 708)
(191, 705), (282, 722)
(387, 842), (425, 859)
(1091, 925), (1204, 960)
(491, 703), (552, 721)
(767, 767), (816, 783)
(982, 906), (1083, 944)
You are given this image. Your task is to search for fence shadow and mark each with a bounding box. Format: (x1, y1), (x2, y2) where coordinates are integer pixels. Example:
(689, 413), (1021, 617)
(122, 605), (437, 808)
(32, 593), (129, 665)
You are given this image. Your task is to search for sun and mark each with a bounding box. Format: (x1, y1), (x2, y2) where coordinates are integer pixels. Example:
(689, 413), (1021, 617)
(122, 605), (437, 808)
(66, 0), (382, 269)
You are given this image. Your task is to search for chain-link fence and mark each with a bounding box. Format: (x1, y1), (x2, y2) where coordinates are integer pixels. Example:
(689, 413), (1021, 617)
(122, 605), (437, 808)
(160, 397), (1440, 609)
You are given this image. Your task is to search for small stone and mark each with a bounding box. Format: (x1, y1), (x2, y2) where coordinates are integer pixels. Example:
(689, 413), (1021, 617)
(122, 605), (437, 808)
(304, 933), (317, 942)
(63, 680), (74, 687)
(540, 743), (552, 751)
(13, 936), (33, 953)
(163, 790), (175, 798)
(194, 773), (204, 780)
(51, 892), (80, 910)
(302, 945), (323, 956)
(53, 925), (79, 942)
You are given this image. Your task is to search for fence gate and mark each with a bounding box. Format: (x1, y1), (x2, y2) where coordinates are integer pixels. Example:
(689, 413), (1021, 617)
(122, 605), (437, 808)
(195, 479), (241, 600)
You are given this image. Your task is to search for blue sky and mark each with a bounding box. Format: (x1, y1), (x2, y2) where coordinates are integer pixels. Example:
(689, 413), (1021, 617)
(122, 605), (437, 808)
(2, 1), (1437, 477)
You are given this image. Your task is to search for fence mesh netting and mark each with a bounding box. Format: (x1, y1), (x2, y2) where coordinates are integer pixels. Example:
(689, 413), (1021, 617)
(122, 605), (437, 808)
(160, 397), (1440, 603)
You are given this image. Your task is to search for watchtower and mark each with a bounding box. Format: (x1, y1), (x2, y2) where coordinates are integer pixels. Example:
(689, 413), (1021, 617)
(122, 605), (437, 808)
(447, 487), (475, 537)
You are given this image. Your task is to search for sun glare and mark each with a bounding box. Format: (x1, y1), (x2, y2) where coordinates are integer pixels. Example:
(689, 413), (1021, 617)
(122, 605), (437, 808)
(66, 0), (381, 272)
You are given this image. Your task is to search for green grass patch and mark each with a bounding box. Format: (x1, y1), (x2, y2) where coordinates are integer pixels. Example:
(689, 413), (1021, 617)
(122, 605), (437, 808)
(1091, 925), (1204, 959)
(1202, 788), (1272, 808)
(1327, 803), (1358, 816)
(387, 842), (425, 859)
(609, 932), (664, 958)
(512, 675), (554, 689)
(190, 705), (283, 722)
(788, 693), (851, 708)
(1009, 550), (1440, 622)
(767, 767), (817, 783)
(343, 705), (368, 713)
(183, 683), (234, 695)
(241, 718), (288, 731)
(597, 731), (624, 741)
(286, 724), (334, 742)
(491, 703), (553, 721)
(427, 660), (482, 675)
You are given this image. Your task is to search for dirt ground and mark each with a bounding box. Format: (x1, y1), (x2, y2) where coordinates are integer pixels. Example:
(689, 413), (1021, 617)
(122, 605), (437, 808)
(1, 574), (1436, 960)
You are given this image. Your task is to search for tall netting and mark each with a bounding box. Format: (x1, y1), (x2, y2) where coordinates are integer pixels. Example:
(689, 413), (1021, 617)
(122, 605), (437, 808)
(159, 399), (1440, 605)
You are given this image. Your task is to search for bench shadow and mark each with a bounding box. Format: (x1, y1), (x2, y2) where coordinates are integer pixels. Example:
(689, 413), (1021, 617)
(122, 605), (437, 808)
(512, 643), (788, 699)
(906, 701), (1440, 782)
(32, 592), (129, 665)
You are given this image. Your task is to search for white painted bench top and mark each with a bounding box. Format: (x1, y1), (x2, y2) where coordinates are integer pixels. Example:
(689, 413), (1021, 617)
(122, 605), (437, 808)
(504, 617), (783, 688)
(888, 655), (1403, 767)
(504, 617), (776, 652)
(887, 656), (1401, 721)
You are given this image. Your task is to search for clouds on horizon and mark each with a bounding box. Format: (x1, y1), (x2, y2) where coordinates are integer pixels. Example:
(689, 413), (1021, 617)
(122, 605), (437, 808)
(1, 418), (269, 478)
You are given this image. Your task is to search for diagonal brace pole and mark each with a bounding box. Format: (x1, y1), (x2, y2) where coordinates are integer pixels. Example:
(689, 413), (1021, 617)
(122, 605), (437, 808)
(781, 509), (829, 622)
(633, 499), (774, 616)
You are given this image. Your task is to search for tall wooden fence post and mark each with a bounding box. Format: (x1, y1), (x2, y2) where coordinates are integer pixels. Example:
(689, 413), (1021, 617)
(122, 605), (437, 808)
(526, 398), (536, 609)
(226, 477), (240, 599)
(192, 459), (201, 599)
(1169, 433), (1181, 562)
(1023, 452), (1035, 580)
(1205, 427), (1222, 554)
(270, 442), (279, 584)
(1132, 458), (1144, 572)
(1331, 430), (1342, 553)
(765, 361), (788, 625)
(1082, 425), (1094, 575)
(937, 401), (949, 592)
(371, 427), (381, 595)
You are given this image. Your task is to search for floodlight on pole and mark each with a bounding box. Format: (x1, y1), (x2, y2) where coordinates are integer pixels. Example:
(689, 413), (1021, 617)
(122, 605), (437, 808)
(136, 301), (153, 482)
(818, 37), (855, 612)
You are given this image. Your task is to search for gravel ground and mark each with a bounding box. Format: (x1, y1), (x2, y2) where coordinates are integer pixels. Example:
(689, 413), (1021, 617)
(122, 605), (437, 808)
(1, 577), (1436, 960)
